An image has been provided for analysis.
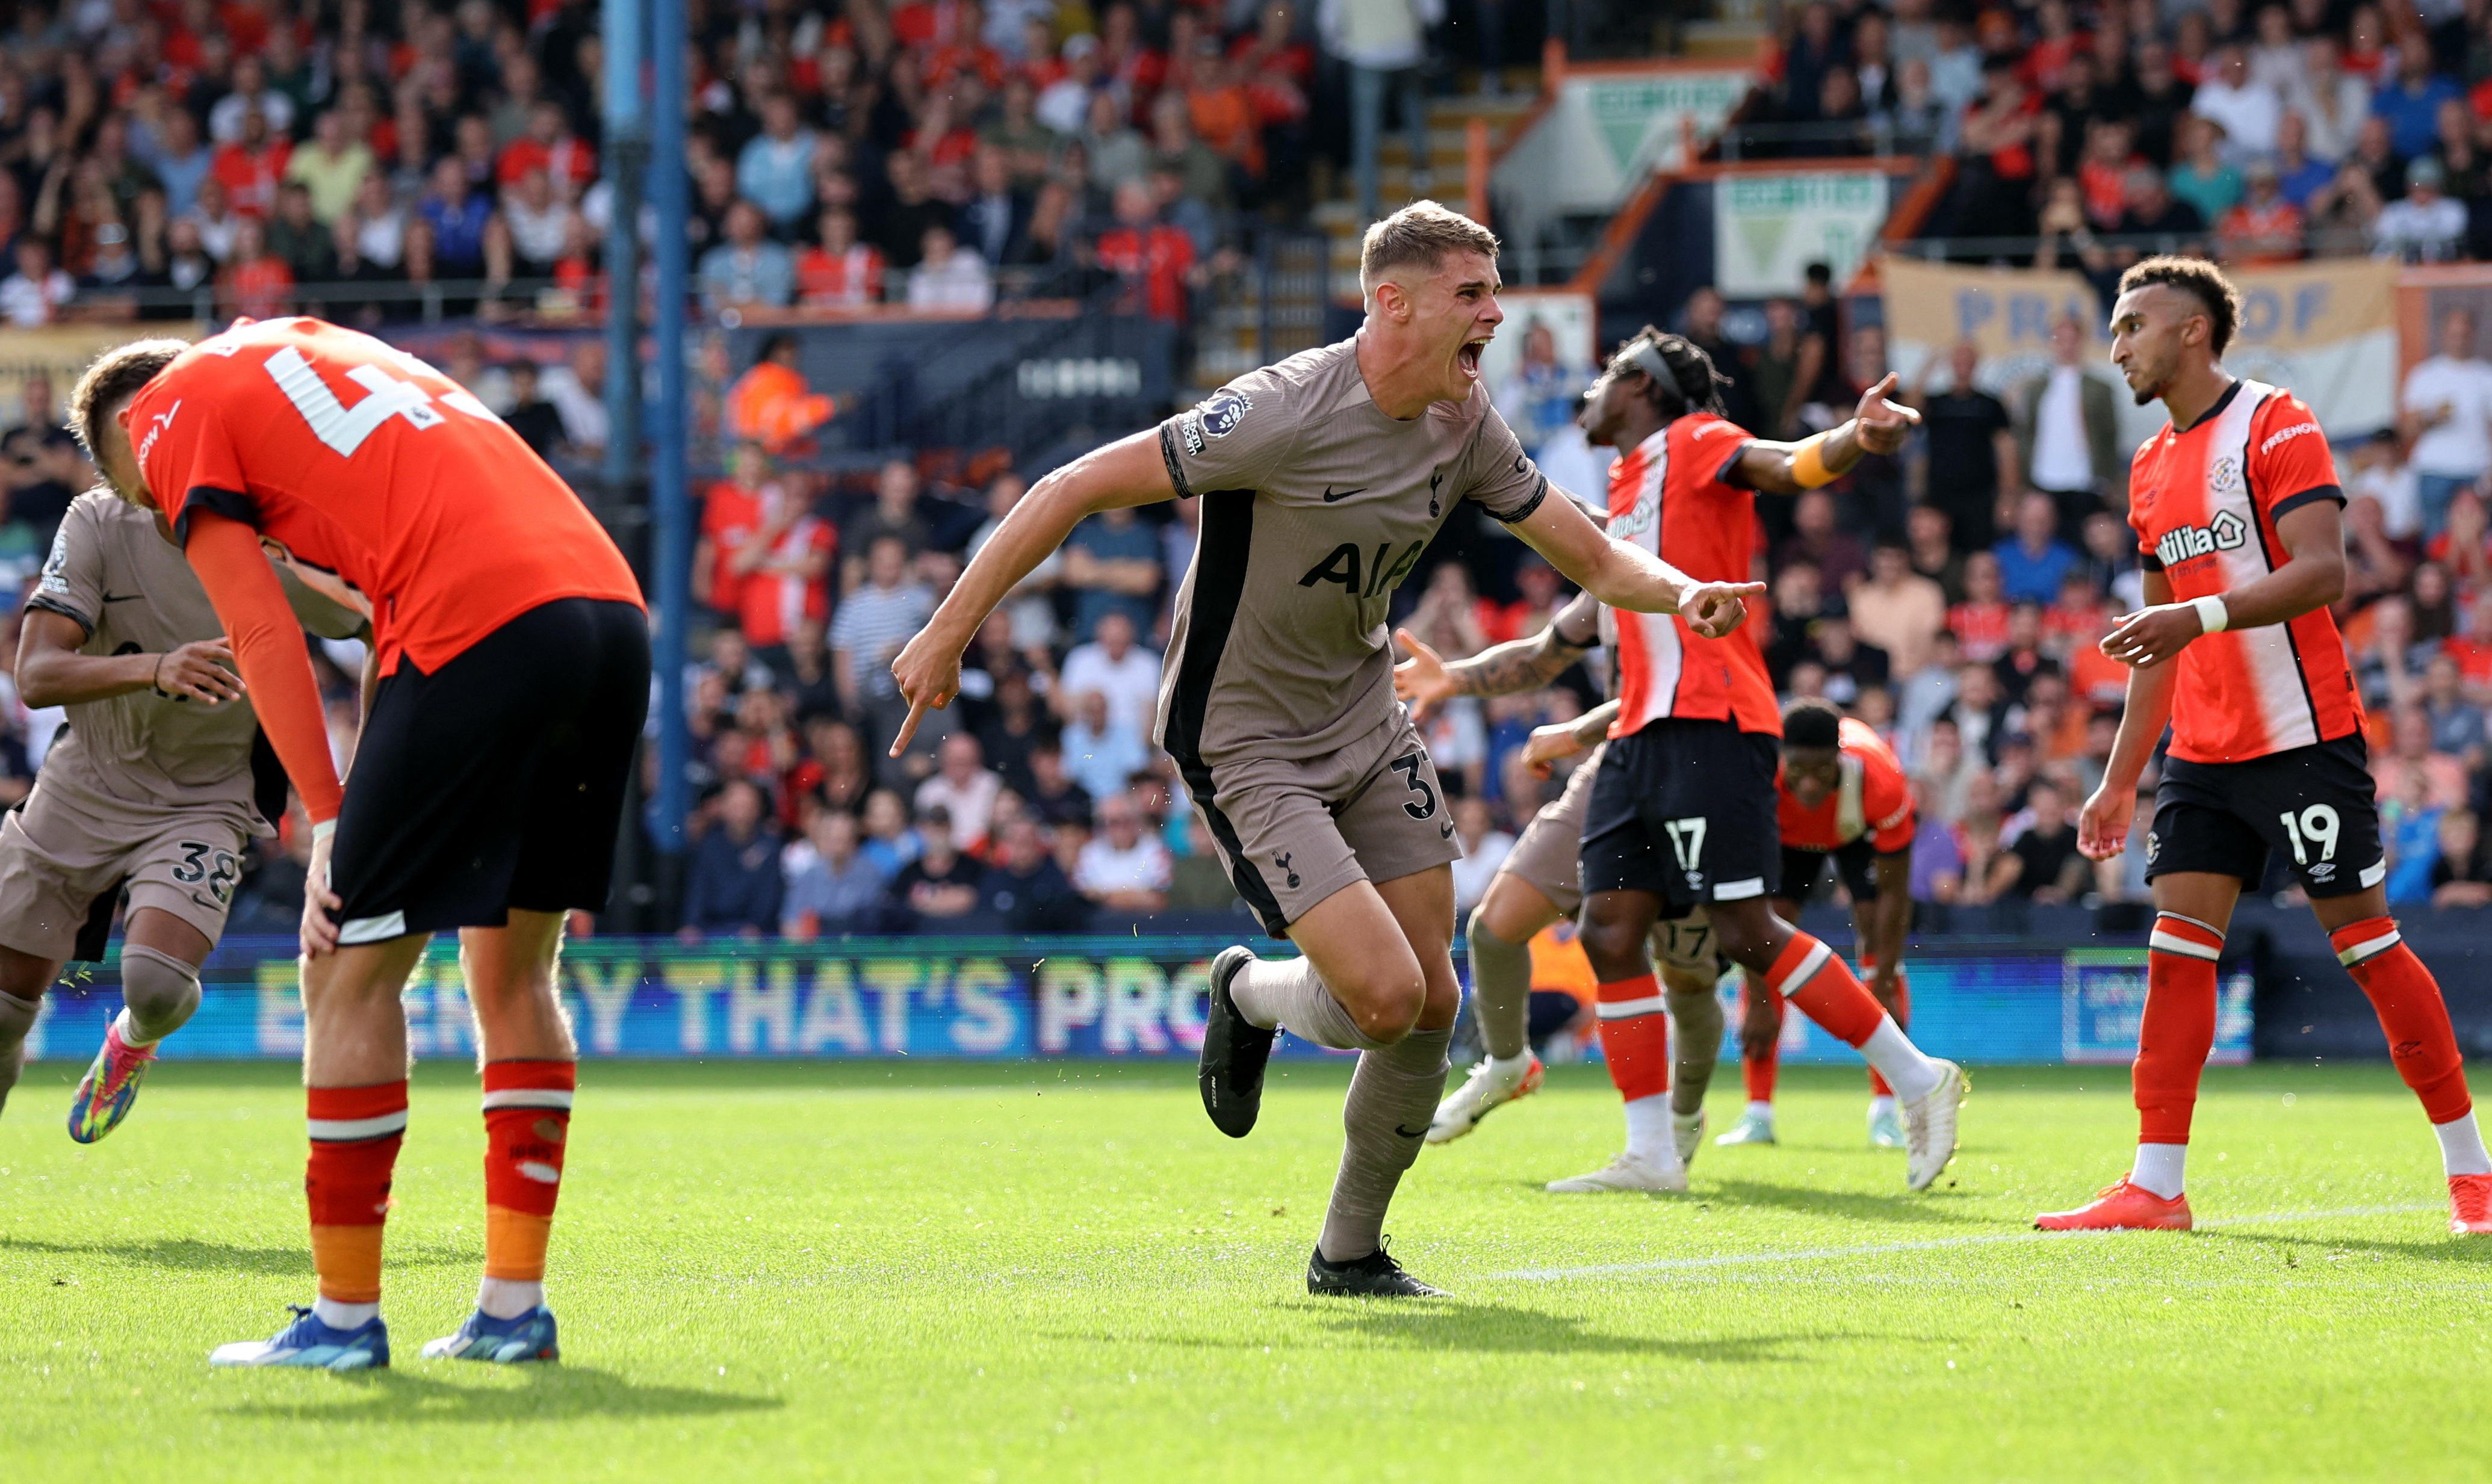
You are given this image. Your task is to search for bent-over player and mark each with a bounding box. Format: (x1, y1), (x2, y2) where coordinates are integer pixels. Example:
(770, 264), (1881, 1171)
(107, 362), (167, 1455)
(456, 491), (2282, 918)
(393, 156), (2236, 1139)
(888, 203), (1764, 1296)
(2039, 258), (2492, 1234)
(1713, 697), (1919, 1150)
(73, 315), (648, 1368)
(0, 490), (361, 1139)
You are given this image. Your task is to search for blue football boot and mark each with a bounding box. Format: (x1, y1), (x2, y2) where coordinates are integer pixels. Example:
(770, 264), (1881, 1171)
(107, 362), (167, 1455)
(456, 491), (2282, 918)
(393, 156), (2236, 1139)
(209, 1306), (390, 1370)
(422, 1305), (560, 1364)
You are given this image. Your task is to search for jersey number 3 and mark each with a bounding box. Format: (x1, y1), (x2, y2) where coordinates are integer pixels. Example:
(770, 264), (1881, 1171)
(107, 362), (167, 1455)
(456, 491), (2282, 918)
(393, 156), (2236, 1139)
(264, 345), (495, 459)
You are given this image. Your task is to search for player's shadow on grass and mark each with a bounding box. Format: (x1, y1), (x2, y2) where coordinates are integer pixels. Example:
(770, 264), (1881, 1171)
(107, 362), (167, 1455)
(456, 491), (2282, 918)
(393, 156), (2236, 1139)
(223, 1367), (784, 1424)
(1300, 1300), (1858, 1361)
(1679, 1179), (1988, 1226)
(0, 1235), (471, 1276)
(2199, 1229), (2492, 1265)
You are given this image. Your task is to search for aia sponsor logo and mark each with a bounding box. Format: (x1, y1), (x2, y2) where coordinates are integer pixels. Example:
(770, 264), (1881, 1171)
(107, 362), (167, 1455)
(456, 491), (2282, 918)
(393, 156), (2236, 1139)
(2152, 509), (2248, 567)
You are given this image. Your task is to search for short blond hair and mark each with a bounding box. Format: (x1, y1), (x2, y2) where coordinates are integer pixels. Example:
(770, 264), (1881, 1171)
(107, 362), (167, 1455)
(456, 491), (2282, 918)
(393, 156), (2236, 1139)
(1358, 200), (1500, 300)
(68, 337), (189, 475)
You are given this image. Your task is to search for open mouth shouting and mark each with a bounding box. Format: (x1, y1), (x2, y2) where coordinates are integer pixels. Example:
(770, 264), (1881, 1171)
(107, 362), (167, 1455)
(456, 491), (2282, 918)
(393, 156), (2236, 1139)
(1458, 338), (1488, 381)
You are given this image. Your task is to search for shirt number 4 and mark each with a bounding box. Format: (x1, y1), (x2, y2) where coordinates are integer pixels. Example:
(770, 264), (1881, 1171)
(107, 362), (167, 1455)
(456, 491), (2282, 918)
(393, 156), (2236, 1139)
(262, 345), (497, 459)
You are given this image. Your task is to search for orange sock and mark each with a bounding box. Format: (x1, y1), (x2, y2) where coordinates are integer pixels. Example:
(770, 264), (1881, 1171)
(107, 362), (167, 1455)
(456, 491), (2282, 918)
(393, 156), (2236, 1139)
(1741, 979), (1781, 1102)
(2136, 913), (2224, 1144)
(481, 1060), (574, 1282)
(2332, 918), (2472, 1124)
(305, 1081), (407, 1304)
(1595, 973), (1672, 1102)
(1767, 934), (1883, 1047)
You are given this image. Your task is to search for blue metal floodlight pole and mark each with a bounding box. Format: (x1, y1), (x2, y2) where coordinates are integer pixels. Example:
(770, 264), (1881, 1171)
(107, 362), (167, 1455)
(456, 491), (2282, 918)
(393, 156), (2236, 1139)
(649, 0), (691, 856)
(597, 0), (643, 505)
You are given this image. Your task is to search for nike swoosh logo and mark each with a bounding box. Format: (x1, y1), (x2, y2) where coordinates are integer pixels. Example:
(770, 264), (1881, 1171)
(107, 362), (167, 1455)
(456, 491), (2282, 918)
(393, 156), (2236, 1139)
(101, 593), (144, 603)
(1395, 1124), (1429, 1139)
(1322, 485), (1366, 502)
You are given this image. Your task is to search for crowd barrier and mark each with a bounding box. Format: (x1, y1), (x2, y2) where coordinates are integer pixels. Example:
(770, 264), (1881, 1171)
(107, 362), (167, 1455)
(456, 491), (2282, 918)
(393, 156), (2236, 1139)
(18, 934), (2251, 1066)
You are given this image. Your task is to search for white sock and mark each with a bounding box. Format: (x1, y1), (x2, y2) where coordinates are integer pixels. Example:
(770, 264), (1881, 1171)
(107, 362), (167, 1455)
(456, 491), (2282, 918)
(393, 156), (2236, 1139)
(2435, 1113), (2492, 1176)
(2130, 1142), (2187, 1199)
(1744, 1100), (1774, 1121)
(477, 1277), (546, 1320)
(113, 1007), (160, 1049)
(1868, 1094), (1897, 1119)
(1858, 1017), (1942, 1104)
(1623, 1094), (1679, 1166)
(312, 1296), (379, 1329)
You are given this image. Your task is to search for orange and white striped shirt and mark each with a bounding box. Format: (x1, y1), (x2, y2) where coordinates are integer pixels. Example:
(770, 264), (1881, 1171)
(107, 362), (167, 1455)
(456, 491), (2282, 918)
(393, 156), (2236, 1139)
(2127, 379), (2358, 762)
(1607, 414), (1780, 739)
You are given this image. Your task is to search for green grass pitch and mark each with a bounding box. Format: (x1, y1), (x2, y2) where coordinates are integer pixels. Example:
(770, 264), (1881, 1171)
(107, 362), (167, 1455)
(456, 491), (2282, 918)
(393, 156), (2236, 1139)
(4, 1056), (2489, 1482)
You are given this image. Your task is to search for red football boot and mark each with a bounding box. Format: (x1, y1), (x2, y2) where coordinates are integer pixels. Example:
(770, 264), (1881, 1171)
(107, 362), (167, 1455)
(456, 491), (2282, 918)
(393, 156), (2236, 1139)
(2034, 1177), (2193, 1231)
(2450, 1173), (2492, 1234)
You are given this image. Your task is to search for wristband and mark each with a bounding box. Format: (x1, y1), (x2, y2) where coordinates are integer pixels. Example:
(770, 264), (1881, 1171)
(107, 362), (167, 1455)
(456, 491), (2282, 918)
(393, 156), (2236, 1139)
(311, 819), (336, 844)
(2190, 595), (2230, 634)
(150, 653), (169, 697)
(1790, 432), (1838, 489)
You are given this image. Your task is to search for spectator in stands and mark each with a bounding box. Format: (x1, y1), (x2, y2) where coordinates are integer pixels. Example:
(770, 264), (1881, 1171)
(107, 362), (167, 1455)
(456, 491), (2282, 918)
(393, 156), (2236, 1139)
(1061, 688), (1148, 802)
(2400, 306), (2492, 537)
(1994, 492), (2083, 609)
(894, 807), (983, 925)
(2190, 45), (2279, 161)
(2168, 116), (2245, 226)
(1989, 778), (2086, 903)
(915, 733), (1004, 852)
(866, 149), (955, 271)
(981, 815), (1093, 931)
(1058, 610), (1161, 735)
(218, 215), (293, 321)
(2015, 318), (2123, 540)
(1953, 58), (2042, 240)
(1775, 489), (1867, 590)
(1024, 742), (1096, 829)
(1908, 341), (2016, 553)
(699, 199), (797, 311)
(285, 110), (373, 227)
(2430, 808), (2492, 907)
(2373, 41), (2462, 161)
(843, 460), (935, 595)
(1062, 502), (1162, 640)
(781, 809), (888, 937)
(1851, 542), (1948, 677)
(724, 334), (835, 454)
(738, 91), (820, 231)
(680, 779), (784, 939)
(798, 207), (885, 308)
(959, 144), (1031, 267)
(2375, 156), (2470, 261)
(2219, 158), (2308, 262)
(1324, 0), (1435, 226)
(418, 155), (491, 277)
(832, 534), (938, 764)
(1096, 177), (1197, 323)
(2422, 653), (2488, 767)
(0, 235), (71, 326)
(502, 360), (567, 460)
(906, 223), (995, 311)
(1074, 791), (1174, 913)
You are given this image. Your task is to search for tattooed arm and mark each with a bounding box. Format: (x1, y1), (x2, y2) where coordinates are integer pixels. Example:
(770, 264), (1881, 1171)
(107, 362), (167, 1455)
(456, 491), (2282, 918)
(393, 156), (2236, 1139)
(1394, 589), (1601, 716)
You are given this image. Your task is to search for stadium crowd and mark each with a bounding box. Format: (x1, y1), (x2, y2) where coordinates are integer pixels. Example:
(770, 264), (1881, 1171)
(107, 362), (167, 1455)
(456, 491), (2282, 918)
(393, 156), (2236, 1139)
(0, 0), (1412, 330)
(1752, 0), (2492, 268)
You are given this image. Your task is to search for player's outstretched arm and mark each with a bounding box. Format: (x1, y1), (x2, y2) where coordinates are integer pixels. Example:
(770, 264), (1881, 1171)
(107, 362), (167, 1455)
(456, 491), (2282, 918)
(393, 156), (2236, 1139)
(887, 429), (1176, 755)
(1734, 373), (1922, 496)
(2101, 499), (2348, 669)
(1865, 851), (1912, 992)
(1509, 493), (1762, 637)
(16, 610), (243, 708)
(2078, 570), (2184, 861)
(1516, 697), (1622, 779)
(1392, 590), (1600, 713)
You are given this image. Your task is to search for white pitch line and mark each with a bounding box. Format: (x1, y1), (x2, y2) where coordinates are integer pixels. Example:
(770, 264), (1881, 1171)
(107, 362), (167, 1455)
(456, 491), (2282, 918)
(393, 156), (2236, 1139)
(1490, 1203), (2442, 1282)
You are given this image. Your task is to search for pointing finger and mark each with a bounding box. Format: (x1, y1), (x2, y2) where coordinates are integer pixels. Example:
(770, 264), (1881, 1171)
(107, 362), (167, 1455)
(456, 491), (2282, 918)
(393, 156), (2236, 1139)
(889, 695), (931, 758)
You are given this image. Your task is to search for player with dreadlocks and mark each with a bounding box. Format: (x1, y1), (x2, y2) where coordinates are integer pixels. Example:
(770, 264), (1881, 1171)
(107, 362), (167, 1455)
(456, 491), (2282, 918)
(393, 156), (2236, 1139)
(1542, 327), (1969, 1193)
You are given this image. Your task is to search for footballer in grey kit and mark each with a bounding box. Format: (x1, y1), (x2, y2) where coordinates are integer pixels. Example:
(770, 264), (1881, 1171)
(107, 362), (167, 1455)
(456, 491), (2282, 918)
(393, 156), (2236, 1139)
(0, 490), (363, 1140)
(890, 202), (1763, 1296)
(1156, 331), (1548, 934)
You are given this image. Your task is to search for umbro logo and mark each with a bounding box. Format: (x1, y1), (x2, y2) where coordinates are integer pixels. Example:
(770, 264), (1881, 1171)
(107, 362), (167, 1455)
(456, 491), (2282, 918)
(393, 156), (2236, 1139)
(1322, 484), (1366, 503)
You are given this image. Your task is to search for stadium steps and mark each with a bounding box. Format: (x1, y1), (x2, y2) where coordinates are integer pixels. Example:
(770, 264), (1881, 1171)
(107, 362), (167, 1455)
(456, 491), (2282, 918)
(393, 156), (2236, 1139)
(1184, 96), (1535, 396)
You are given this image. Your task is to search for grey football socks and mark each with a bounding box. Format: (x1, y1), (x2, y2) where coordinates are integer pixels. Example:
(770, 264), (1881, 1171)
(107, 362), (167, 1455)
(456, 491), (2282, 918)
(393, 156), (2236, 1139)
(1666, 982), (1725, 1118)
(117, 946), (202, 1046)
(1464, 910), (1534, 1061)
(1231, 953), (1387, 1052)
(0, 989), (39, 1116)
(1316, 1025), (1452, 1262)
